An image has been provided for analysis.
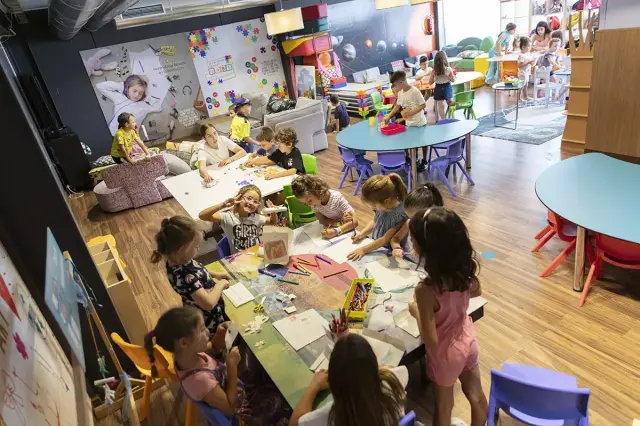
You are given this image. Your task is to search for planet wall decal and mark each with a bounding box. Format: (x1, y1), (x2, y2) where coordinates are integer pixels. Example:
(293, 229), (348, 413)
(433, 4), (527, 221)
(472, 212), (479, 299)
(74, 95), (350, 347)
(376, 40), (387, 53)
(341, 43), (356, 62)
(365, 39), (373, 48)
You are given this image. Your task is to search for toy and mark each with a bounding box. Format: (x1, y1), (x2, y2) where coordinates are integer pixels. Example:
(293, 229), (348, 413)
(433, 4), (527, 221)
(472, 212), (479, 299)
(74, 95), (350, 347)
(84, 49), (117, 77)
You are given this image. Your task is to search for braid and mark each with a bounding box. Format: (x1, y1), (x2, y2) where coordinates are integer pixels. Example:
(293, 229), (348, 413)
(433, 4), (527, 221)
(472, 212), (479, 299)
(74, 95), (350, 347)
(144, 331), (158, 378)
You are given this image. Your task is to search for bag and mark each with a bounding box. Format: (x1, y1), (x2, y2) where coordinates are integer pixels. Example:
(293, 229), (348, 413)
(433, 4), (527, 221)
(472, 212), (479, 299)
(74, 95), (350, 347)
(267, 95), (296, 114)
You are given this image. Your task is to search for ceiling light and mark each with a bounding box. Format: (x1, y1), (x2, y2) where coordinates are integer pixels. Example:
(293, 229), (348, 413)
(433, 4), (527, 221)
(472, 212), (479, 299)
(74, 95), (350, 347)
(410, 0), (439, 4)
(264, 7), (304, 36)
(375, 0), (408, 10)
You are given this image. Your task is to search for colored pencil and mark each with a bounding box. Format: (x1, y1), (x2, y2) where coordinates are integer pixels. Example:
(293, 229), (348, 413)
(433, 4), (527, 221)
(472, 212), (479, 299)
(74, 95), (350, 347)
(298, 264), (311, 274)
(287, 270), (309, 276)
(258, 268), (278, 278)
(277, 278), (299, 285)
(296, 258), (316, 266)
(315, 255), (331, 265)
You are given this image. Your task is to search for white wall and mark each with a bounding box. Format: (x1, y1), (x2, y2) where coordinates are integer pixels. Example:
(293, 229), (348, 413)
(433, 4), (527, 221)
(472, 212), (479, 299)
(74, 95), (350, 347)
(442, 0), (500, 45)
(600, 0), (640, 30)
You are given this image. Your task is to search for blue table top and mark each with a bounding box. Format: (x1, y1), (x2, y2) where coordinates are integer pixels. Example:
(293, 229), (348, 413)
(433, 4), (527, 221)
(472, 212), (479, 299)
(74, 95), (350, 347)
(336, 120), (479, 152)
(535, 153), (640, 244)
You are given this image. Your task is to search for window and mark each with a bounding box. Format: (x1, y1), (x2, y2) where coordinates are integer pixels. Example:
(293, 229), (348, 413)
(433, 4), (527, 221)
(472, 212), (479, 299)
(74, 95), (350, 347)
(442, 0), (500, 46)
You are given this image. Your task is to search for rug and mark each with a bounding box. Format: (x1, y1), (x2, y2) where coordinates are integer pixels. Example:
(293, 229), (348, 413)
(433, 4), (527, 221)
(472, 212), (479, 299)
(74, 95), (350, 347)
(472, 105), (567, 145)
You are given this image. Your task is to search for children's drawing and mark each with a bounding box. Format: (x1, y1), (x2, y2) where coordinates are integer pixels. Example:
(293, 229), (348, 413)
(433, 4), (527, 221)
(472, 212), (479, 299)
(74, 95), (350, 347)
(0, 274), (20, 320)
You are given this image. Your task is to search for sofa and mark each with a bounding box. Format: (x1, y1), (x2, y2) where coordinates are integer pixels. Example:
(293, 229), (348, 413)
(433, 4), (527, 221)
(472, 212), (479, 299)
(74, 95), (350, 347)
(94, 155), (173, 212)
(431, 37), (494, 71)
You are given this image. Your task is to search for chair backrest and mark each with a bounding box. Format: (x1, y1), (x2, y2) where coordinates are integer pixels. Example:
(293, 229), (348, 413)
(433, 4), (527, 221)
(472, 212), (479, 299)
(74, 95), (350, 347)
(191, 400), (234, 426)
(377, 150), (407, 168)
(111, 332), (174, 379)
(596, 234), (640, 262)
(451, 84), (464, 96)
(490, 369), (590, 422)
(217, 236), (231, 259)
(445, 138), (465, 161)
(283, 183), (293, 198)
(371, 91), (383, 106)
(455, 90), (475, 105)
(285, 195), (315, 215)
(301, 154), (317, 175)
(547, 211), (576, 240)
(437, 118), (459, 126)
(339, 147), (358, 164)
(398, 410), (416, 426)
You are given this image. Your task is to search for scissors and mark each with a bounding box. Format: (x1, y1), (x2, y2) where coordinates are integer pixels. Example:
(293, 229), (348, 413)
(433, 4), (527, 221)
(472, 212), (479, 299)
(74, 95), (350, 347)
(253, 296), (266, 313)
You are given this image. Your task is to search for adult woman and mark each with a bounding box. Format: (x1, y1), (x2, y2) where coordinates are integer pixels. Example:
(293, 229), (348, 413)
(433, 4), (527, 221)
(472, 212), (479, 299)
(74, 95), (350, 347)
(197, 124), (247, 183)
(485, 23), (517, 85)
(531, 21), (552, 51)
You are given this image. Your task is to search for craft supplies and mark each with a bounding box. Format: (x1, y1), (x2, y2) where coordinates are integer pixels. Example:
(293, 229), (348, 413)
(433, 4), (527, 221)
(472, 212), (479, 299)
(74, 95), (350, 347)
(272, 309), (328, 351)
(277, 278), (299, 286)
(342, 278), (374, 321)
(243, 314), (269, 334)
(222, 282), (254, 307)
(258, 268), (278, 278)
(329, 308), (349, 334)
(315, 255), (331, 265)
(284, 306), (297, 314)
(288, 270), (309, 276)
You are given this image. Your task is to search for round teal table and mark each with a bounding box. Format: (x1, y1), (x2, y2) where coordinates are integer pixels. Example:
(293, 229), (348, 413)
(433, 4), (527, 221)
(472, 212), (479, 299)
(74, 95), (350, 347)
(535, 153), (640, 290)
(336, 119), (479, 189)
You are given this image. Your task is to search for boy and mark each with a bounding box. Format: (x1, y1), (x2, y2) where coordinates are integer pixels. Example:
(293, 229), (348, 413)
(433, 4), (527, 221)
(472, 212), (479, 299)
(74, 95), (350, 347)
(246, 128), (305, 179)
(414, 55), (433, 102)
(248, 126), (276, 160)
(329, 94), (350, 133)
(517, 37), (537, 102)
(230, 97), (259, 151)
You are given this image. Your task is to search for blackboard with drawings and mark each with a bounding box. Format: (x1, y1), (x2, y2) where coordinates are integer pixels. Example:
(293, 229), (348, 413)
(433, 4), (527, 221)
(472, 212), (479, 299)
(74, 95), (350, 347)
(0, 239), (78, 426)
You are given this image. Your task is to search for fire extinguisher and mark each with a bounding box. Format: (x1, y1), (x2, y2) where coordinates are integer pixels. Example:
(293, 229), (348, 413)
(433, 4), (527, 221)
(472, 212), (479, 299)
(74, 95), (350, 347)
(423, 14), (434, 36)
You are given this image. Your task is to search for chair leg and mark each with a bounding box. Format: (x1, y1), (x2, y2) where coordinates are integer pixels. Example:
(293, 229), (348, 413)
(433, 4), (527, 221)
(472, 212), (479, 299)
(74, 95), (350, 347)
(531, 230), (557, 252)
(457, 162), (474, 185)
(535, 224), (553, 240)
(353, 168), (368, 196)
(338, 166), (350, 189)
(540, 239), (576, 277)
(579, 263), (597, 307)
(185, 400), (196, 426)
(427, 148), (433, 175)
(437, 167), (456, 197)
(139, 375), (152, 421)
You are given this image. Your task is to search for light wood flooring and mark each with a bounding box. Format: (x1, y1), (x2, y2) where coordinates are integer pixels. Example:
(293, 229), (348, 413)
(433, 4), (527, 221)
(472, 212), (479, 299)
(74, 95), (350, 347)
(75, 87), (640, 425)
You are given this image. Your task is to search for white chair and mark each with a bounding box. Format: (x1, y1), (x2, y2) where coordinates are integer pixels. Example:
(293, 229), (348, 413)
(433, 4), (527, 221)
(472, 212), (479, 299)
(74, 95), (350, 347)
(533, 67), (563, 107)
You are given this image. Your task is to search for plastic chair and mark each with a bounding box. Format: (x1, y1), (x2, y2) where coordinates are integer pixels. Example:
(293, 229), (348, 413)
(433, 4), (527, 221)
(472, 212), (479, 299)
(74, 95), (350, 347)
(338, 147), (374, 196)
(580, 234), (640, 307)
(371, 91), (393, 113)
(398, 410), (416, 426)
(533, 67), (563, 107)
(217, 236), (231, 259)
(446, 90), (476, 119)
(283, 183), (294, 198)
(285, 195), (317, 228)
(427, 118), (462, 172)
(302, 154), (317, 175)
(111, 333), (197, 425)
(378, 150), (412, 192)
(427, 137), (473, 197)
(180, 382), (235, 426)
(488, 363), (590, 426)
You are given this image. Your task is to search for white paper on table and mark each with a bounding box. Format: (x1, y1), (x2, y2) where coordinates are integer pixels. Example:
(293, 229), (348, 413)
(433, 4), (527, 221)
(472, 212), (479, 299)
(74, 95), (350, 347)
(225, 324), (239, 350)
(309, 353), (329, 372)
(361, 329), (405, 367)
(393, 309), (420, 338)
(323, 236), (372, 264)
(222, 282), (254, 307)
(303, 221), (347, 248)
(365, 260), (422, 293)
(272, 309), (329, 351)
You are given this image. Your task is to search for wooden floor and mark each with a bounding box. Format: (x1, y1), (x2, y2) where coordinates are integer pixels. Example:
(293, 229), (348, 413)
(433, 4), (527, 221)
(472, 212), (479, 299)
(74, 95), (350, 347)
(75, 87), (640, 426)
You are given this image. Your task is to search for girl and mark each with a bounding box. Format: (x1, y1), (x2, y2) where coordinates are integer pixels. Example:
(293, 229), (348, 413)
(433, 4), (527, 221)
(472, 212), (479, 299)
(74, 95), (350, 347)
(196, 124), (247, 183)
(290, 333), (408, 426)
(347, 174), (408, 261)
(245, 128), (306, 179)
(486, 23), (517, 85)
(391, 183), (444, 259)
(145, 306), (291, 425)
(199, 185), (278, 253)
(531, 20), (552, 51)
(291, 175), (357, 238)
(429, 51), (457, 121)
(408, 207), (488, 426)
(110, 112), (150, 164)
(517, 37), (537, 102)
(151, 216), (230, 335)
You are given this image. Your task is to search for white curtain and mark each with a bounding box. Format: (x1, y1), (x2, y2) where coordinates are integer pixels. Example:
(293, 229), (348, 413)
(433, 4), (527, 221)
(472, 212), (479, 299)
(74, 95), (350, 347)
(442, 0), (501, 46)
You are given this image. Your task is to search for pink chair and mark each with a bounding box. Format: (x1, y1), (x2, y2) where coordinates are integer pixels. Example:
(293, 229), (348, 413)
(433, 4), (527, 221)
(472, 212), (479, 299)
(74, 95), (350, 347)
(532, 211), (588, 277)
(580, 234), (640, 306)
(94, 155), (172, 212)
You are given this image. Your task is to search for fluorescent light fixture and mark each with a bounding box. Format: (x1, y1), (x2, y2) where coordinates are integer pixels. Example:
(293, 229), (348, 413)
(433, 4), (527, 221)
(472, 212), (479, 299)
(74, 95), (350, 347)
(411, 0), (438, 4)
(375, 0), (408, 10)
(264, 7), (304, 35)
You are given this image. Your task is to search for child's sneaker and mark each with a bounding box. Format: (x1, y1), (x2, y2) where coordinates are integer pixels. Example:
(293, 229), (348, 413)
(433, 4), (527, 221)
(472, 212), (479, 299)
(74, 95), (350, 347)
(451, 418), (469, 426)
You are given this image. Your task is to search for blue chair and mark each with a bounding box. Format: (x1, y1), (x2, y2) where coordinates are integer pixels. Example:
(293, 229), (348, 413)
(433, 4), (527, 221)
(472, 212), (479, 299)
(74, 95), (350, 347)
(338, 147), (374, 195)
(191, 400), (237, 426)
(399, 410), (416, 426)
(488, 363), (590, 426)
(427, 118), (462, 170)
(217, 236), (231, 259)
(378, 150), (412, 192)
(427, 133), (473, 197)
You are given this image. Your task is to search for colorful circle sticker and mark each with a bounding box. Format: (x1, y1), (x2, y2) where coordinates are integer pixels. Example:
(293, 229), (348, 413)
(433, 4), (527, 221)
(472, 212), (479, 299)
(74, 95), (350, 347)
(213, 92), (218, 97)
(207, 104), (212, 109)
(252, 57), (257, 62)
(214, 102), (220, 108)
(262, 79), (267, 85)
(253, 67), (259, 73)
(272, 38), (277, 45)
(247, 69), (252, 75)
(245, 61), (251, 68)
(271, 46), (276, 51)
(267, 35), (272, 40)
(258, 83), (263, 88)
(250, 74), (256, 80)
(206, 97), (211, 103)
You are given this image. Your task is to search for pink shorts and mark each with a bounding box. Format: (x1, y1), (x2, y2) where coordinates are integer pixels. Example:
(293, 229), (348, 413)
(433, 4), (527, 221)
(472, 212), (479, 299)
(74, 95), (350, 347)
(426, 326), (479, 387)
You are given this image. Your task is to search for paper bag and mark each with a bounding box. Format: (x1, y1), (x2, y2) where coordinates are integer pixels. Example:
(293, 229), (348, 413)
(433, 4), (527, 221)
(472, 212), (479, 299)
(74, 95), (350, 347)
(262, 225), (293, 265)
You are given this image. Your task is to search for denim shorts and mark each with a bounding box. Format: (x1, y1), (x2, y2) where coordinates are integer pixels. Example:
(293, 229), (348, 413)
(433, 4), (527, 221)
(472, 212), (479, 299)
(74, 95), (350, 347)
(434, 83), (453, 101)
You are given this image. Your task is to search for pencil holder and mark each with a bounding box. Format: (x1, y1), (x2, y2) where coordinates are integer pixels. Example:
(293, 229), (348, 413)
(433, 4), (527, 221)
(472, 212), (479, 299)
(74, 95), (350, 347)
(342, 278), (374, 321)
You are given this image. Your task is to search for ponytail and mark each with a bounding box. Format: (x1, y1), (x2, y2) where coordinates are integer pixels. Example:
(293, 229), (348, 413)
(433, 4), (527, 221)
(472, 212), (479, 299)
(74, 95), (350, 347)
(144, 330), (159, 378)
(388, 174), (407, 202)
(405, 182), (444, 210)
(361, 173), (407, 204)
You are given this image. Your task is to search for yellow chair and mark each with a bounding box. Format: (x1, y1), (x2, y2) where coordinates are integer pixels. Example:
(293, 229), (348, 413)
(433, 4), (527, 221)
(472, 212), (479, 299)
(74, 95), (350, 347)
(111, 333), (197, 424)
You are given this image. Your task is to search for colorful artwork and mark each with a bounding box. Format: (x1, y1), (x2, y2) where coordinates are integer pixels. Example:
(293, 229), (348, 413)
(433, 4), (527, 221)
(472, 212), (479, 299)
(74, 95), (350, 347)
(295, 65), (316, 100)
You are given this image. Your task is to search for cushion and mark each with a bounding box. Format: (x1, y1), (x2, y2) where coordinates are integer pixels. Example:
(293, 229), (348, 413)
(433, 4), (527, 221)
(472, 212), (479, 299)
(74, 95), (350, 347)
(91, 155), (115, 169)
(166, 148), (193, 164)
(163, 152), (192, 175)
(459, 50), (484, 59)
(457, 37), (482, 49)
(479, 36), (494, 53)
(241, 92), (269, 122)
(463, 44), (478, 51)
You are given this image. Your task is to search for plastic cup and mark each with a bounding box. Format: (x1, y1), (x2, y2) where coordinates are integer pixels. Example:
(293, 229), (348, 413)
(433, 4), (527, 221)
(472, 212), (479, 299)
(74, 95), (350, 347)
(369, 117), (375, 126)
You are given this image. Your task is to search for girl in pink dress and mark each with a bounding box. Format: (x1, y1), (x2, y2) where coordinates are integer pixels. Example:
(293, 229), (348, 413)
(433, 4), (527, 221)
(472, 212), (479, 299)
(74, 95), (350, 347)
(407, 207), (488, 426)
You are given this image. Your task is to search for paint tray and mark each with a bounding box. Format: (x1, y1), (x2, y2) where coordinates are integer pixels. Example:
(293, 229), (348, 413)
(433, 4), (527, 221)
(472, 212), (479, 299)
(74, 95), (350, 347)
(342, 278), (374, 321)
(381, 123), (406, 136)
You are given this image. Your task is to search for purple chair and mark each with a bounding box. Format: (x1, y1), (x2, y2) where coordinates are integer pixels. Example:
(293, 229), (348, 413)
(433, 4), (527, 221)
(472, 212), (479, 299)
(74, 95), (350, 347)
(427, 133), (473, 197)
(427, 118), (465, 170)
(398, 410), (416, 426)
(338, 147), (374, 195)
(377, 150), (412, 191)
(489, 363), (590, 426)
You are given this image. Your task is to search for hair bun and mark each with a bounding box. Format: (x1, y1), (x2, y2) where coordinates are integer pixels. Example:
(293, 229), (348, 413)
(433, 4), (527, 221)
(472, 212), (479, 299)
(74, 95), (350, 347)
(161, 218), (170, 228)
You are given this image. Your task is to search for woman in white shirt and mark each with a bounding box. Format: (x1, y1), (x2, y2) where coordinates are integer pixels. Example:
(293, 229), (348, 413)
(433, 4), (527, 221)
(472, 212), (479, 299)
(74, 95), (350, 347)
(197, 124), (247, 183)
(290, 334), (409, 426)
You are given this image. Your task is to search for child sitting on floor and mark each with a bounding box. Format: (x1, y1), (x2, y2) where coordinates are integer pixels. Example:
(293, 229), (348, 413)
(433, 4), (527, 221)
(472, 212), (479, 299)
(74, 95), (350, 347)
(145, 306), (291, 425)
(347, 174), (408, 261)
(199, 184), (278, 254)
(245, 128), (306, 180)
(151, 216), (230, 336)
(291, 175), (357, 238)
(248, 126), (277, 160)
(290, 333), (408, 426)
(329, 94), (350, 133)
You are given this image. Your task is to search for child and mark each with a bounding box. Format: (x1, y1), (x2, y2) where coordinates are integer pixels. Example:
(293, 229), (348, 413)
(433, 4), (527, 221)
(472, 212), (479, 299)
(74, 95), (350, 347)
(97, 75), (164, 135)
(408, 207), (487, 426)
(290, 333), (408, 426)
(110, 112), (150, 164)
(537, 38), (562, 78)
(144, 306), (291, 425)
(517, 37), (537, 102)
(429, 51), (456, 121)
(347, 174), (408, 261)
(228, 104), (236, 119)
(414, 55), (433, 82)
(329, 94), (350, 133)
(291, 175), (357, 238)
(230, 97), (259, 151)
(531, 20), (552, 52)
(245, 128), (306, 180)
(198, 185), (278, 253)
(197, 124), (247, 183)
(150, 216), (230, 334)
(248, 126), (277, 161)
(390, 183), (444, 259)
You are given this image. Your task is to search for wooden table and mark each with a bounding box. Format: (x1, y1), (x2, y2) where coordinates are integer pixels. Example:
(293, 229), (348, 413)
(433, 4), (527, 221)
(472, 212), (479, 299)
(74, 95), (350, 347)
(209, 222), (487, 408)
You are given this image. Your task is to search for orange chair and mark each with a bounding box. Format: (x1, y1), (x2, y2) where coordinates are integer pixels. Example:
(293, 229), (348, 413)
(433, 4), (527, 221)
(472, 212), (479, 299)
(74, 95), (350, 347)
(111, 333), (197, 424)
(579, 235), (640, 306)
(532, 211), (580, 277)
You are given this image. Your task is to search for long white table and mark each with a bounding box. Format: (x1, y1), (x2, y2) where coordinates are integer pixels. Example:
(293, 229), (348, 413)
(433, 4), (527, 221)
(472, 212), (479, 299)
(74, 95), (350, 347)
(161, 158), (294, 219)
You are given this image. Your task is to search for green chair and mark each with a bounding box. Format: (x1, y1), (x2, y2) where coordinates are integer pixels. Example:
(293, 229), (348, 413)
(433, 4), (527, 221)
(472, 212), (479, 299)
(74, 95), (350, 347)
(446, 90), (476, 120)
(285, 196), (316, 228)
(282, 183), (294, 198)
(370, 92), (393, 113)
(301, 154), (317, 175)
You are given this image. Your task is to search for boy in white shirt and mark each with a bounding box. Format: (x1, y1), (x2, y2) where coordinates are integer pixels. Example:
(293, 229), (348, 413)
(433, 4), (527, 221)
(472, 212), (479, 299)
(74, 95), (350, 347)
(414, 55), (433, 82)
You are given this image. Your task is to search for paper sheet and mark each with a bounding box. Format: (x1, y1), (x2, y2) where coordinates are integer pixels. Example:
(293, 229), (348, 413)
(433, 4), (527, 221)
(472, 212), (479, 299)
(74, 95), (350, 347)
(361, 331), (405, 367)
(393, 309), (420, 338)
(309, 353), (330, 372)
(223, 282), (255, 307)
(365, 260), (422, 293)
(272, 309), (329, 351)
(225, 324), (238, 350)
(323, 236), (372, 264)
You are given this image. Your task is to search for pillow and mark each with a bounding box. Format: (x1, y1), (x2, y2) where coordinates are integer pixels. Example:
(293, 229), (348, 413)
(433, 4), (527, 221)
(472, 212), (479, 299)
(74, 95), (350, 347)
(91, 155), (115, 169)
(459, 50), (483, 59)
(463, 44), (478, 51)
(165, 148), (193, 164)
(242, 92), (269, 122)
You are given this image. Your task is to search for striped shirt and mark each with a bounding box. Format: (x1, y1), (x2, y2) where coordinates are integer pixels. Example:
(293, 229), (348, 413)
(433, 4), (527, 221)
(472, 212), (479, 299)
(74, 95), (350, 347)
(312, 190), (354, 222)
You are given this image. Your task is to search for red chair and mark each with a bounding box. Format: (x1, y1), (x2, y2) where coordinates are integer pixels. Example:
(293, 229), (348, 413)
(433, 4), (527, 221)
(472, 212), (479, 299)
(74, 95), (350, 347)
(580, 234), (640, 306)
(532, 211), (580, 277)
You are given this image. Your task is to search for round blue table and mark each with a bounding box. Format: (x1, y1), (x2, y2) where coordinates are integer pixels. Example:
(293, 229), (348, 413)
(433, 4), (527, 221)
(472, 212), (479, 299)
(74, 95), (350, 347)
(336, 119), (479, 189)
(535, 153), (640, 290)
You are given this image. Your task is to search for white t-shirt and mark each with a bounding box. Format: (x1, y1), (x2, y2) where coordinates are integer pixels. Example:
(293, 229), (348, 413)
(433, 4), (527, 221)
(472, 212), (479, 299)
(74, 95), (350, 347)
(397, 86), (427, 127)
(298, 366), (409, 426)
(196, 135), (238, 166)
(415, 66), (433, 81)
